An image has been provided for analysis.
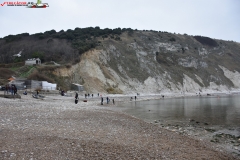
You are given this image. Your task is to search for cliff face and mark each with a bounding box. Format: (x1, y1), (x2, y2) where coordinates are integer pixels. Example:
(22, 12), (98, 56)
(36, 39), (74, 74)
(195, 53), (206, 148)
(1, 30), (240, 94)
(52, 31), (240, 94)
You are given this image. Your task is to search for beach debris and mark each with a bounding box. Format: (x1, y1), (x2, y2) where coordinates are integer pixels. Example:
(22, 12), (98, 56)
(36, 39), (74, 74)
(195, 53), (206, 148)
(10, 153), (16, 157)
(205, 128), (216, 132)
(1, 150), (8, 153)
(211, 138), (219, 143)
(32, 94), (45, 99)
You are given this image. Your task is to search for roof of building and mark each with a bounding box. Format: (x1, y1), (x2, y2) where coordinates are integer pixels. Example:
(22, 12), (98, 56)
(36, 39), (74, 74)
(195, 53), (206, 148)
(26, 58), (41, 61)
(72, 83), (83, 86)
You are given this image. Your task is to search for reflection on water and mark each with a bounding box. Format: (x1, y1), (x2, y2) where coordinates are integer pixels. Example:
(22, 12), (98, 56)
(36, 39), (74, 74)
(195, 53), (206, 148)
(119, 95), (240, 126)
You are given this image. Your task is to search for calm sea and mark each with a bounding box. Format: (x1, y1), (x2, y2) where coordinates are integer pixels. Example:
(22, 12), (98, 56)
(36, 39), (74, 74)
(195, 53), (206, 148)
(118, 95), (240, 127)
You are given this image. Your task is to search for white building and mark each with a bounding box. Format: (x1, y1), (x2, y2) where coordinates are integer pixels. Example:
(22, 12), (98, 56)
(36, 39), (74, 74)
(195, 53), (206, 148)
(25, 58), (41, 66)
(42, 81), (57, 90)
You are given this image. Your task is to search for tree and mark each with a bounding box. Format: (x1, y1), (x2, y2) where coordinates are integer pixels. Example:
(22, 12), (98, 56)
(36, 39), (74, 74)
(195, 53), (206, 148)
(32, 52), (44, 61)
(169, 37), (176, 42)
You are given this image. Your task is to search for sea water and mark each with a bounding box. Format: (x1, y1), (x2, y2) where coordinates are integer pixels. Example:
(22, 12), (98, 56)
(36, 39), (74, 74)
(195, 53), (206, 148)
(118, 95), (240, 127)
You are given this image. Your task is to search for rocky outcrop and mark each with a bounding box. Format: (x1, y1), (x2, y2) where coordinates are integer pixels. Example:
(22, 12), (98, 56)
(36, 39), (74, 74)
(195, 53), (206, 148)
(53, 31), (240, 93)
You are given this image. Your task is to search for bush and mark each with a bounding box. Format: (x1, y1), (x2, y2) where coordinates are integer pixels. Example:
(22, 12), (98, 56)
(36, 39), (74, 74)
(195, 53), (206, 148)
(193, 36), (218, 47)
(39, 35), (45, 39)
(65, 64), (72, 68)
(106, 87), (123, 94)
(0, 68), (15, 78)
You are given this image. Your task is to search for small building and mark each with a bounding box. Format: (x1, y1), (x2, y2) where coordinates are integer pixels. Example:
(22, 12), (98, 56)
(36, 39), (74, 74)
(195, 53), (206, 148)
(42, 81), (57, 90)
(71, 83), (84, 92)
(25, 58), (41, 66)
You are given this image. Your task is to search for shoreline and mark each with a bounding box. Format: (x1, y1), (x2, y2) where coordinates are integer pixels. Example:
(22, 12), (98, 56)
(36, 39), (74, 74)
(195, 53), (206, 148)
(109, 93), (240, 158)
(92, 92), (240, 158)
(0, 92), (239, 159)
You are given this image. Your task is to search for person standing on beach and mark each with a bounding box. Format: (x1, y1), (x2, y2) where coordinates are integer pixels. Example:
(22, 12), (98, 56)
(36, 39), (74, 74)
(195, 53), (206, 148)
(92, 94), (93, 98)
(112, 99), (115, 105)
(101, 97), (103, 105)
(13, 85), (17, 95)
(135, 96), (136, 101)
(75, 92), (79, 104)
(75, 92), (78, 99)
(106, 97), (109, 104)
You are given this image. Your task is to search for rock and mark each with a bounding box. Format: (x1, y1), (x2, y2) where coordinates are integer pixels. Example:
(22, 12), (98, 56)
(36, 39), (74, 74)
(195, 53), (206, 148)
(10, 153), (16, 157)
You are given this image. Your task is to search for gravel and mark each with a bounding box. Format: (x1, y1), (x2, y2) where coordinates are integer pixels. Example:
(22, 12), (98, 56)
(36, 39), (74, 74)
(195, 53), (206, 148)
(0, 94), (236, 159)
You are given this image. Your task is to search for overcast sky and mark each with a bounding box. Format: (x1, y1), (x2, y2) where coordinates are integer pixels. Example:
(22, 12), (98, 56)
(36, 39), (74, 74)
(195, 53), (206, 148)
(0, 0), (239, 42)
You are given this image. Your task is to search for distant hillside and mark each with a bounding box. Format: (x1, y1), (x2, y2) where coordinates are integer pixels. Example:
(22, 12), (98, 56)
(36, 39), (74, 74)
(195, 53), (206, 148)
(1, 28), (240, 93)
(0, 27), (130, 64)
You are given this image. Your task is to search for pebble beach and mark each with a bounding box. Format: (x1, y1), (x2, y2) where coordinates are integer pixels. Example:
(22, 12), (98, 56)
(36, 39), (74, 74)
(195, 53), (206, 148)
(0, 92), (237, 159)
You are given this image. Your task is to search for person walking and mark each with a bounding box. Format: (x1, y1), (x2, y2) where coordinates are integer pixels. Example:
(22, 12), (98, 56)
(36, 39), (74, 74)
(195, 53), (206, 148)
(112, 99), (115, 105)
(75, 92), (79, 104)
(92, 94), (93, 98)
(135, 96), (137, 101)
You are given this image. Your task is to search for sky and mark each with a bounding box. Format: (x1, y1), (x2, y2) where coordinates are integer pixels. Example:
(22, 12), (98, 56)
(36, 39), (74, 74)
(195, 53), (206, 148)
(0, 0), (239, 42)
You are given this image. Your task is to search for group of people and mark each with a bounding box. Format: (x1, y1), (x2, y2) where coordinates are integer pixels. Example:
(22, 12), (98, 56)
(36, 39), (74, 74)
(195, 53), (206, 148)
(4, 84), (18, 95)
(74, 92), (140, 105)
(130, 96), (137, 101)
(101, 96), (114, 105)
(84, 93), (101, 98)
